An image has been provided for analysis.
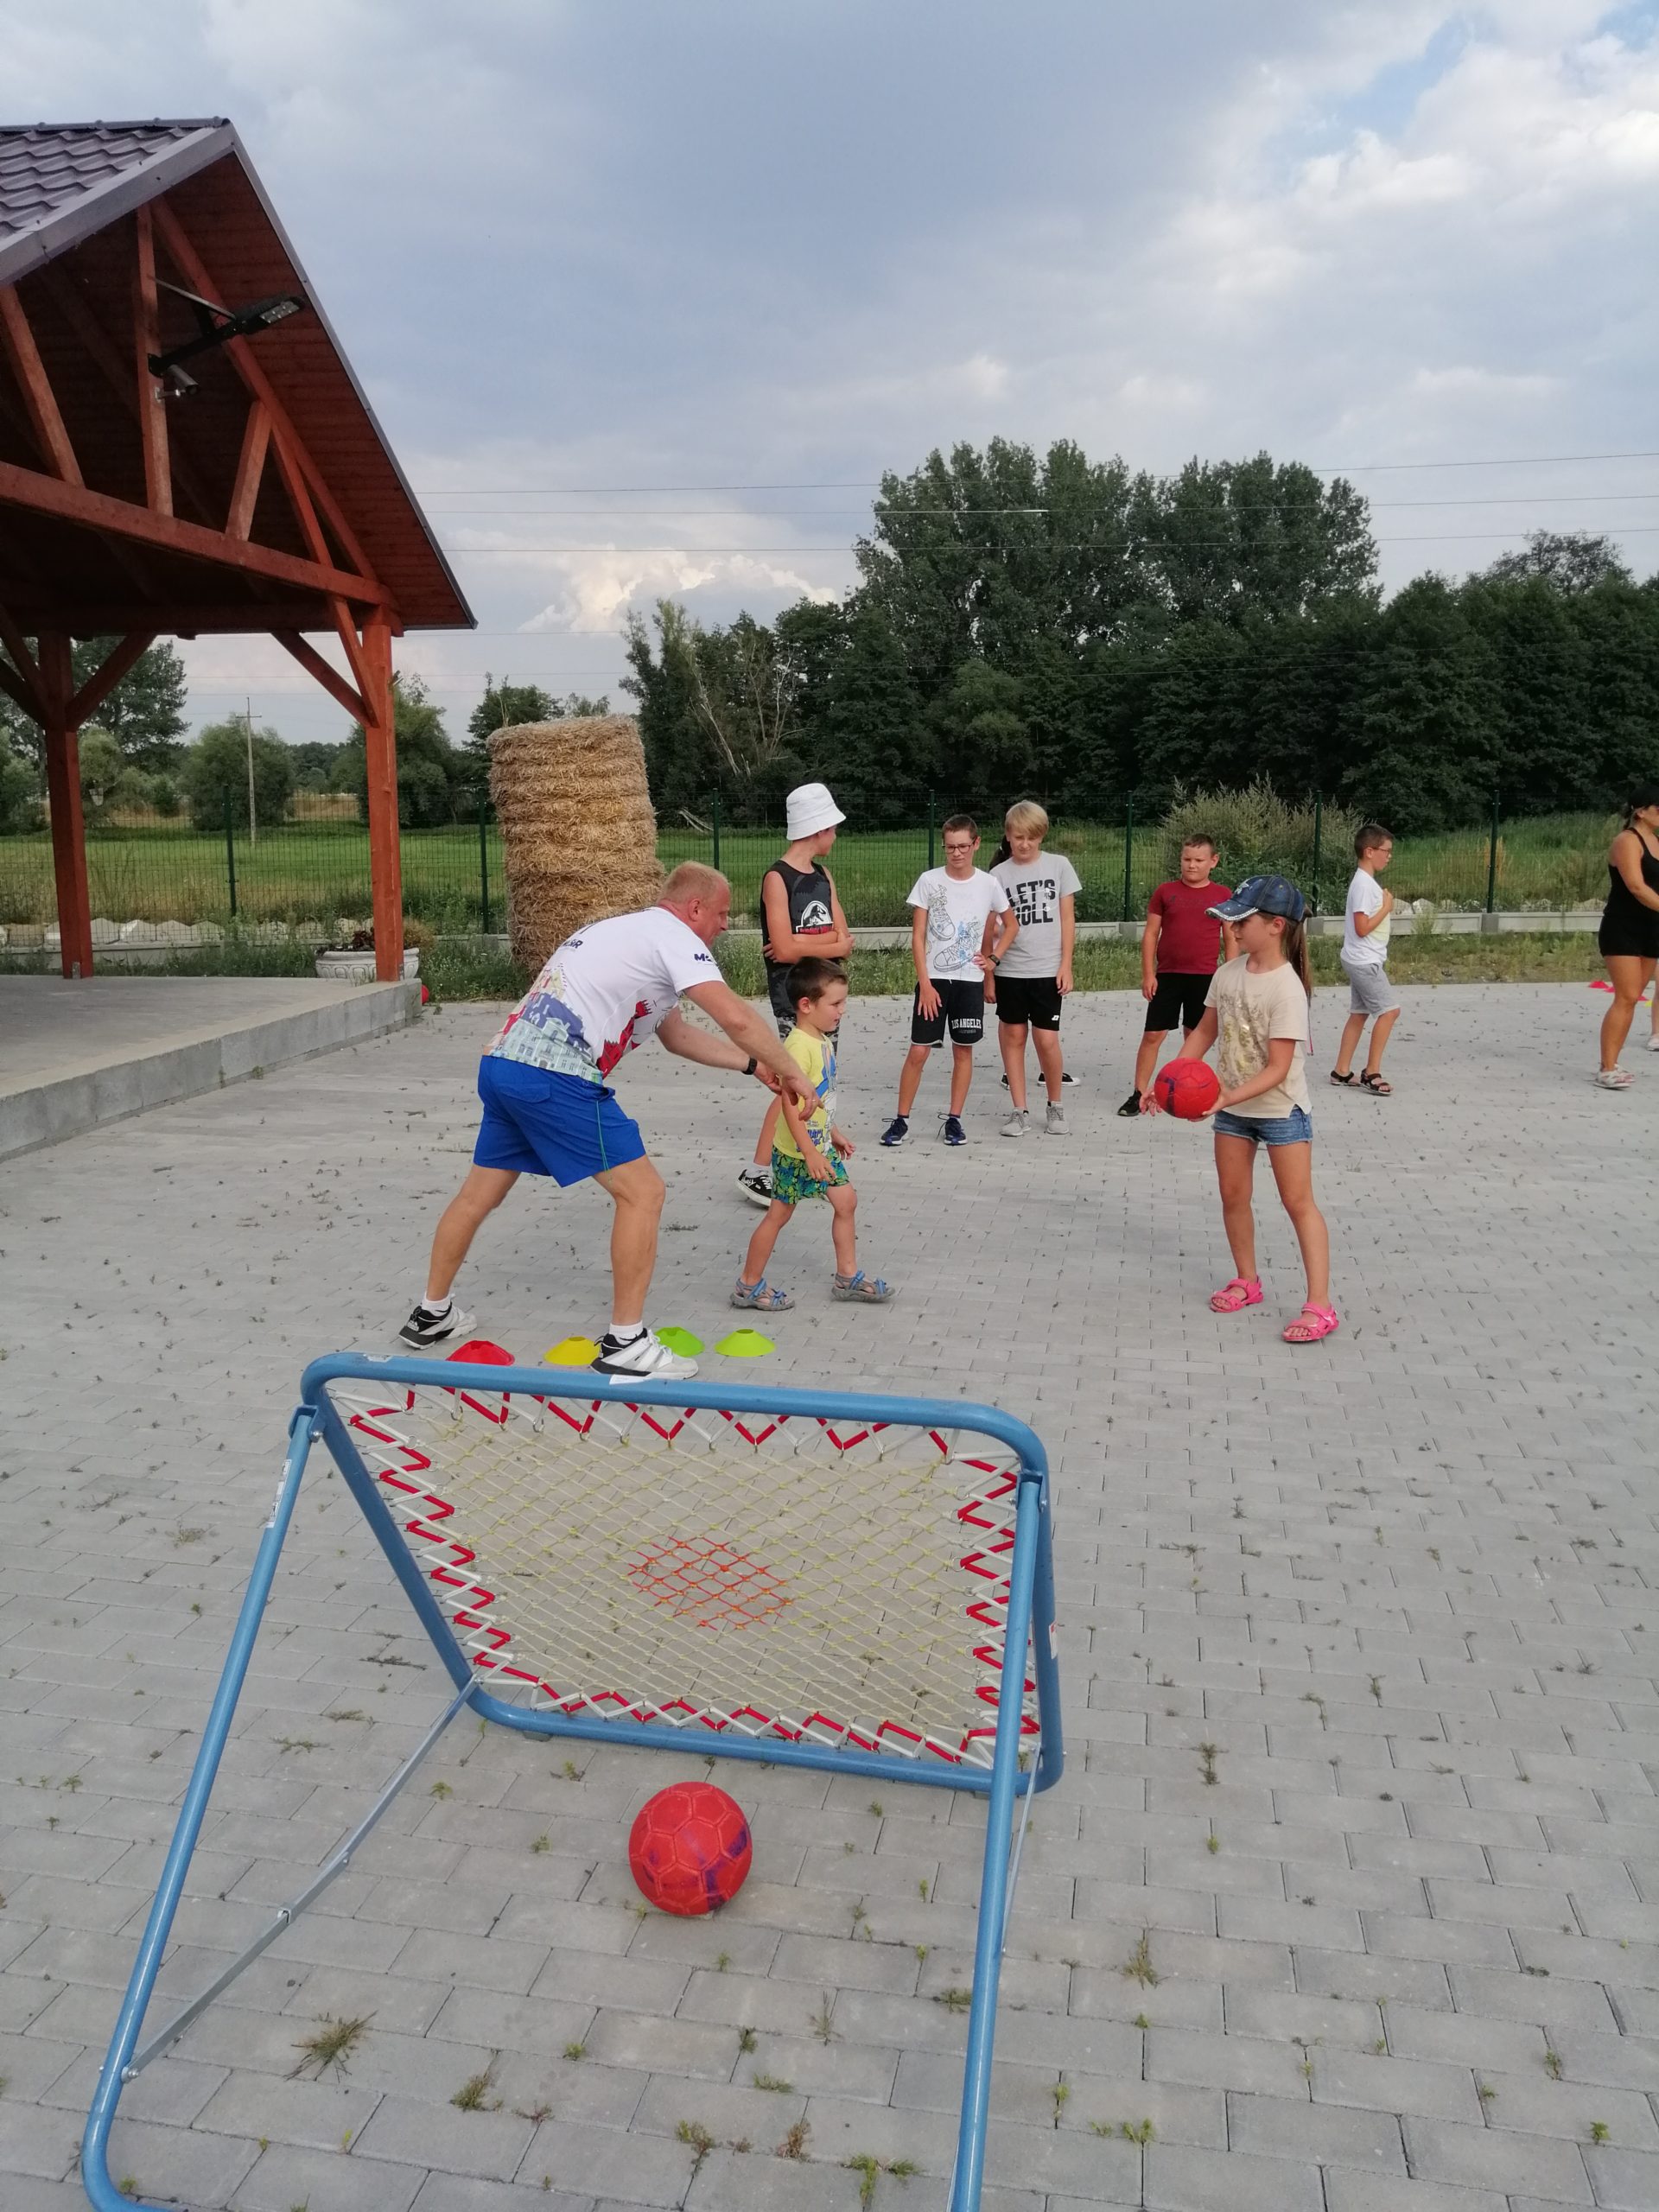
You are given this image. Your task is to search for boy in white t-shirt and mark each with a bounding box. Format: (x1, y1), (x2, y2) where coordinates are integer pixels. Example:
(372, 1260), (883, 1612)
(1332, 822), (1400, 1096)
(880, 815), (1016, 1147)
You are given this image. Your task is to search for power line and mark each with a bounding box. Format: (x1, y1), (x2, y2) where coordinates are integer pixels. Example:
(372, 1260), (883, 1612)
(420, 492), (1659, 517)
(436, 528), (1659, 553)
(409, 449), (1659, 495)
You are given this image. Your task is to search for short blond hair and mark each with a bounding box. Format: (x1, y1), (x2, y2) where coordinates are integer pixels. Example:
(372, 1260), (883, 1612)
(660, 861), (729, 906)
(1005, 800), (1049, 839)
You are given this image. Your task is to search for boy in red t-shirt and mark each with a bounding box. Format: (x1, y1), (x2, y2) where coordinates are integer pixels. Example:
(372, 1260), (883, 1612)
(1118, 835), (1237, 1116)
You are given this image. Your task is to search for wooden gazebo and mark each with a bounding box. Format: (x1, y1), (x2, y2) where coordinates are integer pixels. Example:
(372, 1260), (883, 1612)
(0, 119), (474, 980)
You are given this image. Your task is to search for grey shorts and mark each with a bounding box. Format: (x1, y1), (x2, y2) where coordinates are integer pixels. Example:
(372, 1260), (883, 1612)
(1342, 957), (1397, 1017)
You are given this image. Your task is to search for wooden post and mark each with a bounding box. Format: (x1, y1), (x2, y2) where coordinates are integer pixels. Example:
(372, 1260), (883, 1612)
(39, 632), (93, 979)
(360, 611), (404, 982)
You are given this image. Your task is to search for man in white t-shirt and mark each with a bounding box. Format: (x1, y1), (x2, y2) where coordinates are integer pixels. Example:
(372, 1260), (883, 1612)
(1332, 822), (1401, 1096)
(880, 815), (1016, 1147)
(399, 863), (813, 1380)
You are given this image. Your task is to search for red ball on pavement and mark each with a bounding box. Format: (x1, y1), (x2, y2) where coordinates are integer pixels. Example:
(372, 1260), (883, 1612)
(628, 1782), (753, 1916)
(1154, 1059), (1221, 1120)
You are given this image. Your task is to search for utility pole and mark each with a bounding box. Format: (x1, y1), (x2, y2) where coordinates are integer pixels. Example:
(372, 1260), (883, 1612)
(245, 696), (257, 847)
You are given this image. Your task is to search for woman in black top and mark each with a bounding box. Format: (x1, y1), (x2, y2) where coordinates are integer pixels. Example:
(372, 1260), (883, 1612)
(1597, 785), (1659, 1089)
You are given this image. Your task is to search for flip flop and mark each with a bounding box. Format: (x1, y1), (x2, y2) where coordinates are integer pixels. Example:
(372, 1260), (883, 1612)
(1283, 1303), (1340, 1344)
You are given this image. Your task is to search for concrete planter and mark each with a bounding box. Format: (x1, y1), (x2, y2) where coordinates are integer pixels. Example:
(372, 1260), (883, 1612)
(315, 948), (421, 983)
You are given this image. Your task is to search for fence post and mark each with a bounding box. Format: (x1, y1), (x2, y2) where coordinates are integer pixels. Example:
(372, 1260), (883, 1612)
(1121, 792), (1135, 923)
(711, 790), (721, 875)
(1485, 789), (1501, 915)
(926, 790), (937, 872)
(477, 792), (491, 937)
(1310, 794), (1323, 917)
(221, 788), (238, 918)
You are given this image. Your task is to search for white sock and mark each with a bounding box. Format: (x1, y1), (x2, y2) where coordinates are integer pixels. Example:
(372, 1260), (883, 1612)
(607, 1320), (646, 1344)
(421, 1294), (452, 1317)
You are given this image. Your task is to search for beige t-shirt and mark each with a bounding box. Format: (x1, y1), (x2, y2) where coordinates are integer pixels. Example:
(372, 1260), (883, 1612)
(1206, 955), (1311, 1118)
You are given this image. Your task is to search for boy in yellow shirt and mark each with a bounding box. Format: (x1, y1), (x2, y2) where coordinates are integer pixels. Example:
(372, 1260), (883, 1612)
(732, 960), (894, 1308)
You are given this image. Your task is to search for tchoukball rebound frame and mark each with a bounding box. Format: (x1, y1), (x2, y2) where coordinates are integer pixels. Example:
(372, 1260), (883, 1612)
(82, 1352), (1064, 2212)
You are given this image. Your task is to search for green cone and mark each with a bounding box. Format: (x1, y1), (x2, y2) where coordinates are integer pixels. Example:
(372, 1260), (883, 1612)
(654, 1325), (704, 1357)
(715, 1328), (773, 1358)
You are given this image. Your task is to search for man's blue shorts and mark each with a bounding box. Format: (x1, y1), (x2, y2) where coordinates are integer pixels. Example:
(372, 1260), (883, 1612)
(472, 1055), (646, 1184)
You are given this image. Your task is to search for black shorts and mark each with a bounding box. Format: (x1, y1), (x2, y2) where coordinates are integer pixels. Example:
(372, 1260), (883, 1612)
(994, 976), (1062, 1030)
(912, 978), (984, 1046)
(1145, 972), (1212, 1033)
(1599, 915), (1659, 962)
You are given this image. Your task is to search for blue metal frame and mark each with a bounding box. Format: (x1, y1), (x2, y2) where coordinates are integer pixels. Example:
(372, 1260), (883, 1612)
(82, 1354), (1063, 2212)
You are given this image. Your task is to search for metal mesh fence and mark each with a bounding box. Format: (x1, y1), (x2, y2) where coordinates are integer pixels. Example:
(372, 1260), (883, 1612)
(0, 791), (1624, 950)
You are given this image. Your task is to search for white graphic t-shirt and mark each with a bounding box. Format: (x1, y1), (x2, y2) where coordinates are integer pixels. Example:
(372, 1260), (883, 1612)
(486, 906), (718, 1083)
(906, 867), (1011, 980)
(1343, 869), (1389, 967)
(992, 854), (1082, 978)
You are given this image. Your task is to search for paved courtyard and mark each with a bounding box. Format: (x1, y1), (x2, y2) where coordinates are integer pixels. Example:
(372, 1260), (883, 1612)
(1, 981), (1656, 2212)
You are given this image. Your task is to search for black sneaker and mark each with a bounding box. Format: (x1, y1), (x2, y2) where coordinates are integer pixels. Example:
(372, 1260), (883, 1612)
(1003, 1071), (1078, 1086)
(736, 1166), (772, 1208)
(941, 1114), (967, 1146)
(398, 1301), (475, 1348)
(1116, 1090), (1142, 1119)
(880, 1116), (910, 1147)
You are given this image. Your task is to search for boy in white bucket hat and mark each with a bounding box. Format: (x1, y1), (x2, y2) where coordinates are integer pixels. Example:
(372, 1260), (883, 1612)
(737, 782), (855, 1206)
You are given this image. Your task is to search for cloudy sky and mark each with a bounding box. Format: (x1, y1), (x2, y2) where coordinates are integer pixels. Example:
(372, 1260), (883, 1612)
(9, 0), (1659, 742)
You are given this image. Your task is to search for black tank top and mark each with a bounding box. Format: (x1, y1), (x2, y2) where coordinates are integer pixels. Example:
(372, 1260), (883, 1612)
(1605, 834), (1659, 925)
(762, 859), (836, 973)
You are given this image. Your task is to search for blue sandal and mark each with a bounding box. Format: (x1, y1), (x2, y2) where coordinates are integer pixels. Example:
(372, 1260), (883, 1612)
(831, 1271), (894, 1304)
(731, 1277), (792, 1311)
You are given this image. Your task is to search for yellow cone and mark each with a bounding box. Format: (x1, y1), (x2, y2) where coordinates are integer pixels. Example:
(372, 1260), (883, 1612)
(716, 1328), (773, 1358)
(544, 1335), (601, 1367)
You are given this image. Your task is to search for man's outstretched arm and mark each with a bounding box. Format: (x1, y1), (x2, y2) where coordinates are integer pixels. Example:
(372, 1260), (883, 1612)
(664, 982), (813, 1098)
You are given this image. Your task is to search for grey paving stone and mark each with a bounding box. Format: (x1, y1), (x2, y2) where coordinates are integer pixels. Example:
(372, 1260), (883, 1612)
(1583, 2144), (1659, 2210)
(7, 987), (1659, 2212)
(1142, 2139), (1325, 2212)
(1227, 2088), (1406, 2171)
(1401, 2115), (1593, 2200)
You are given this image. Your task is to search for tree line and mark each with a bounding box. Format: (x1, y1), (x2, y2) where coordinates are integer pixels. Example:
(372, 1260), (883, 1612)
(0, 667), (607, 835)
(622, 440), (1659, 833)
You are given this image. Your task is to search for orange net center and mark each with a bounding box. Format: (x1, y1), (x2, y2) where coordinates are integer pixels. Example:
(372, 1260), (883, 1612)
(626, 1538), (791, 1630)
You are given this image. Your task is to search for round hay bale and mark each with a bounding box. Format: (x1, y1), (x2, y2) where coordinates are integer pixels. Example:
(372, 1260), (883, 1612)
(488, 716), (664, 972)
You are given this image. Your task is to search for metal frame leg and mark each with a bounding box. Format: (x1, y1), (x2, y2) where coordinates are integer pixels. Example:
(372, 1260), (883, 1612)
(81, 1408), (322, 2212)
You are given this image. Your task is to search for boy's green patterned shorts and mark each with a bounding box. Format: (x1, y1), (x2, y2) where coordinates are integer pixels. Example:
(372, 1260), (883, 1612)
(770, 1145), (849, 1205)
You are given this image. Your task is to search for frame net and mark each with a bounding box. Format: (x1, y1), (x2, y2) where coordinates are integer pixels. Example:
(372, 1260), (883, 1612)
(327, 1374), (1038, 1770)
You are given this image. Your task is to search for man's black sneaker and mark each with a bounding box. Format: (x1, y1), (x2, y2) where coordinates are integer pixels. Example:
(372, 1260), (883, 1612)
(1116, 1090), (1142, 1119)
(398, 1302), (476, 1348)
(880, 1116), (910, 1147)
(737, 1167), (772, 1207)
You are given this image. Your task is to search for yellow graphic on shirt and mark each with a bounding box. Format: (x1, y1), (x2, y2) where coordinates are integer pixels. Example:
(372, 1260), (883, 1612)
(773, 1027), (836, 1160)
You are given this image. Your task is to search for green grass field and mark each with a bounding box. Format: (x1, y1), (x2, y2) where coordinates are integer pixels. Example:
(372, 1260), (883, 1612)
(0, 809), (1621, 934)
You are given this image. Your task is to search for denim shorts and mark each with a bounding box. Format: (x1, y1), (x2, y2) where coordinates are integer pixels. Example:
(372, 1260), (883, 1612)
(1212, 1104), (1313, 1148)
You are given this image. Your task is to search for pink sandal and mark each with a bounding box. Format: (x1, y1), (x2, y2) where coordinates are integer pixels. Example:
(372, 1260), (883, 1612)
(1282, 1303), (1339, 1344)
(1210, 1277), (1263, 1313)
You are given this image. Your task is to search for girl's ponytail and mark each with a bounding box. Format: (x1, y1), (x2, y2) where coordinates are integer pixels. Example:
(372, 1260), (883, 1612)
(1284, 915), (1313, 999)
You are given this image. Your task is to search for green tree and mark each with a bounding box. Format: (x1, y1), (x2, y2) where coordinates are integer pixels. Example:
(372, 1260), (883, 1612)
(182, 721), (296, 830)
(76, 727), (125, 819)
(0, 728), (41, 831)
(1479, 531), (1633, 595)
(1132, 453), (1376, 626)
(336, 675), (462, 827)
(0, 638), (188, 772)
(1339, 577), (1500, 831)
(286, 740), (346, 791)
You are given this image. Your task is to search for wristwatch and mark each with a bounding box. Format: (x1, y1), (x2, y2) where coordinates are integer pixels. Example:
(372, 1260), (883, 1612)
(744, 1055), (758, 1077)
